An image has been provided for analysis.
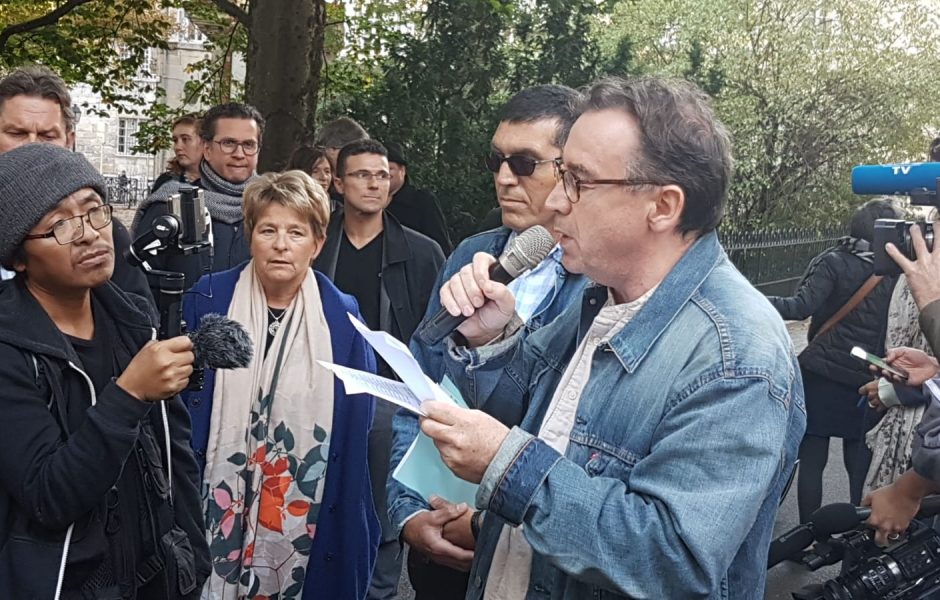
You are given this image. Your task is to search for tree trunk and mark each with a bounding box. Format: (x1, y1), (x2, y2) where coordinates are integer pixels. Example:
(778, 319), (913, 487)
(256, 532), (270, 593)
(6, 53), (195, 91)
(246, 0), (324, 172)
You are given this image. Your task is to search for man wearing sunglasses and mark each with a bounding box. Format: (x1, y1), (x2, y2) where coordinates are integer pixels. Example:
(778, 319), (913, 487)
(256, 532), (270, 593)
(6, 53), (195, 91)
(416, 77), (804, 600)
(134, 102), (264, 279)
(0, 143), (209, 598)
(387, 85), (589, 600)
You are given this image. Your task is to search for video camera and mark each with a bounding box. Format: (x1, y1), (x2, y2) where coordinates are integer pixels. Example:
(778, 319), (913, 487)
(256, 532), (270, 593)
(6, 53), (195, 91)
(851, 162), (940, 276)
(815, 520), (940, 600)
(128, 185), (212, 389)
(769, 496), (940, 600)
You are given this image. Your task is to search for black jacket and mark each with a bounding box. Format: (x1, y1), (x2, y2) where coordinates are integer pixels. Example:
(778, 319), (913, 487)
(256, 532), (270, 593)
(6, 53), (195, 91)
(315, 211), (445, 346)
(0, 279), (209, 599)
(768, 240), (898, 388)
(387, 182), (452, 254)
(133, 200), (250, 289)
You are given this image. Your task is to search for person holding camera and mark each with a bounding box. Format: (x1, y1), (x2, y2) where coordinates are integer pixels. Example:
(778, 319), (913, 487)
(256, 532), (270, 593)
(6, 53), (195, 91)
(863, 221), (940, 544)
(0, 143), (209, 598)
(766, 199), (903, 522)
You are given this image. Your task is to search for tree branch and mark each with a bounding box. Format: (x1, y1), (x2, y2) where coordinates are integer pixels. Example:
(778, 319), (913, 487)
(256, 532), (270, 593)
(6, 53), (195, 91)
(211, 0), (250, 28)
(0, 0), (96, 53)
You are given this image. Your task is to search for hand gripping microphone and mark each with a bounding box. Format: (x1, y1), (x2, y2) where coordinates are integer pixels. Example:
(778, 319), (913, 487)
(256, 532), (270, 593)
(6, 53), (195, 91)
(415, 225), (556, 346)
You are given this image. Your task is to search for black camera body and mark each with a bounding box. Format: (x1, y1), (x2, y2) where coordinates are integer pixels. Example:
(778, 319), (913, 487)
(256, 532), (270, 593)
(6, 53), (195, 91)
(873, 219), (935, 276)
(812, 521), (940, 600)
(128, 185), (213, 389)
(869, 174), (940, 276)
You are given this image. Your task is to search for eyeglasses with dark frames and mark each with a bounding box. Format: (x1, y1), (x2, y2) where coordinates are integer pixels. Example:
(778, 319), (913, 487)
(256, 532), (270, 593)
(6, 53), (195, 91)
(555, 161), (664, 204)
(484, 151), (559, 177)
(24, 204), (113, 246)
(212, 138), (260, 155)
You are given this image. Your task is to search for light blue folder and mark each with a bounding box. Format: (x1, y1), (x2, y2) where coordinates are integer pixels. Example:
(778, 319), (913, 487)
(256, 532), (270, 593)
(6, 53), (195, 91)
(391, 376), (479, 506)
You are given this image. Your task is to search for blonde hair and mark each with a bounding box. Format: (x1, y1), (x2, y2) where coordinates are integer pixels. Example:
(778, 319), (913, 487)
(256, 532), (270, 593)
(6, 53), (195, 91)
(243, 170), (330, 242)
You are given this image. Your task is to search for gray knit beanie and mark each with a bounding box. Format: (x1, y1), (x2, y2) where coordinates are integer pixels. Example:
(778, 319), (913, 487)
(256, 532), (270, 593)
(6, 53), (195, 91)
(0, 143), (107, 264)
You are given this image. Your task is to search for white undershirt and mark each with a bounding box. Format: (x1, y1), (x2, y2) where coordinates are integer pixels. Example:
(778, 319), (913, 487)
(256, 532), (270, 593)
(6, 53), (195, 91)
(483, 285), (657, 600)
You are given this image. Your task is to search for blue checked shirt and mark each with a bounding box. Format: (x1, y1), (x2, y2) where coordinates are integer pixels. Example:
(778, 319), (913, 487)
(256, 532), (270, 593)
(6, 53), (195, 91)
(505, 232), (564, 324)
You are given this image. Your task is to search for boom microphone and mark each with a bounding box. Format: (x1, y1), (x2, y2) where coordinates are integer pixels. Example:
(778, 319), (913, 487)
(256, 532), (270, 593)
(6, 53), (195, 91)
(851, 162), (940, 195)
(189, 313), (253, 369)
(415, 225), (556, 346)
(811, 502), (870, 538)
(768, 503), (871, 568)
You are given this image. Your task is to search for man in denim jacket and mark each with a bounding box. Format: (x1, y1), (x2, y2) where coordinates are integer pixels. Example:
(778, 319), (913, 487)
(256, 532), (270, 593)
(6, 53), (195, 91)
(388, 85), (589, 598)
(418, 76), (806, 599)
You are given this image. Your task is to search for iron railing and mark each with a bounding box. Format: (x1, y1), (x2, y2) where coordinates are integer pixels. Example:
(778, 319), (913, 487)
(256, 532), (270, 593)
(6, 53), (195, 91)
(103, 176), (152, 208)
(720, 226), (847, 296)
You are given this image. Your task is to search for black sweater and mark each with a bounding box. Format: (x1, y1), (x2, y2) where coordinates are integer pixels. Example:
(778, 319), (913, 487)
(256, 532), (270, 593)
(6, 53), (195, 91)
(0, 278), (209, 598)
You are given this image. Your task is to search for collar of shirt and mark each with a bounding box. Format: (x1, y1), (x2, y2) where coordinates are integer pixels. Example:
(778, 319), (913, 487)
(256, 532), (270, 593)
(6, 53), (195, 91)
(504, 233), (564, 324)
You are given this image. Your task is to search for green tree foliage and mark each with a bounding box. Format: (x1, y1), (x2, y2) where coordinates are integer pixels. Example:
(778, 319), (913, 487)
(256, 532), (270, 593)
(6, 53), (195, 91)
(597, 0), (940, 231)
(0, 0), (177, 115)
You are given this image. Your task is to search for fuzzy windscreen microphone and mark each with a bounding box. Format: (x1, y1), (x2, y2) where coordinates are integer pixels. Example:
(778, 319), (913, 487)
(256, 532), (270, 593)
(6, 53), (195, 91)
(190, 313), (254, 369)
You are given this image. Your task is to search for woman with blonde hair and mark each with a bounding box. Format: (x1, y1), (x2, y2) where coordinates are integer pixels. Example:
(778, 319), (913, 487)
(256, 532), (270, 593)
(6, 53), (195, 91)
(182, 170), (379, 599)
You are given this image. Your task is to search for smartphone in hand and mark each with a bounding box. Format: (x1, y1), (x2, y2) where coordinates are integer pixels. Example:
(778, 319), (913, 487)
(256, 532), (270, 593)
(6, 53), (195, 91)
(850, 346), (909, 382)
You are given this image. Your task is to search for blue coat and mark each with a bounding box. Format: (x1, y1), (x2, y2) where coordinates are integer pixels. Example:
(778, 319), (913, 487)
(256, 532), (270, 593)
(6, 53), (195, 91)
(182, 263), (380, 600)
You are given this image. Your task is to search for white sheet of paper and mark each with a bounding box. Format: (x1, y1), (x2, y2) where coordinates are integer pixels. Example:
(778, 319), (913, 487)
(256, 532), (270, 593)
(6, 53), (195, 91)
(318, 361), (427, 416)
(347, 313), (439, 401)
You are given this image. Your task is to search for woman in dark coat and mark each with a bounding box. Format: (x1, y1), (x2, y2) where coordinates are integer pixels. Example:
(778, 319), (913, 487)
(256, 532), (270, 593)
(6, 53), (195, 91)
(768, 198), (903, 521)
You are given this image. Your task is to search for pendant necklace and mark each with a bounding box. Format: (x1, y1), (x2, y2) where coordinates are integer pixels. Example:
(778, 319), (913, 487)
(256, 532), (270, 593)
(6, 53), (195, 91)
(267, 306), (286, 337)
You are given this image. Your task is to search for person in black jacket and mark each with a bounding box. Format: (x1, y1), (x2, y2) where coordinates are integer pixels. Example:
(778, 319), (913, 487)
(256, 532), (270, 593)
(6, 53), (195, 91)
(767, 198), (903, 522)
(314, 139), (444, 600)
(0, 143), (209, 599)
(384, 141), (452, 254)
(133, 103), (263, 289)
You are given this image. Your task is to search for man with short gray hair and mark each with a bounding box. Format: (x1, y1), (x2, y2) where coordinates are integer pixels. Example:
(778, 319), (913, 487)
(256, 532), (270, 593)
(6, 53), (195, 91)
(0, 65), (153, 311)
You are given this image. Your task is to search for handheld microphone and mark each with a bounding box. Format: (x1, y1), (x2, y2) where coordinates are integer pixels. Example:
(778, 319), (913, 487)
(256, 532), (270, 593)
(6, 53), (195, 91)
(851, 162), (940, 195)
(189, 313), (253, 369)
(415, 225), (556, 346)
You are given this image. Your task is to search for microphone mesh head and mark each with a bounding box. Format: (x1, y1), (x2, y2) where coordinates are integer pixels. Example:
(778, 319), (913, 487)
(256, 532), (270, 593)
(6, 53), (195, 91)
(501, 225), (556, 276)
(190, 313), (254, 369)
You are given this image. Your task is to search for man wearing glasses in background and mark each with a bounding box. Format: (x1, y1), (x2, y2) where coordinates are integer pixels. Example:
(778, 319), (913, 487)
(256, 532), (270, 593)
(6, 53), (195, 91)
(133, 102), (264, 276)
(386, 85), (588, 600)
(314, 138), (444, 600)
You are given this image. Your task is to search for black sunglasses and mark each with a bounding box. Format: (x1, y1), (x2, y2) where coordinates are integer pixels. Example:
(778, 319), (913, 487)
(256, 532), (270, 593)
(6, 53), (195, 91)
(484, 151), (558, 177)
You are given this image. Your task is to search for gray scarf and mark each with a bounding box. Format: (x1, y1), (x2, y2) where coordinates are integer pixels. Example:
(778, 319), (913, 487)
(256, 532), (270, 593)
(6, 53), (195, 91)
(132, 161), (255, 231)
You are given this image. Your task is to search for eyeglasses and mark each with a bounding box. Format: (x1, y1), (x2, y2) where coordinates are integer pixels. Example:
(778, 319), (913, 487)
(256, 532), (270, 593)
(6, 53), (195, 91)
(484, 151), (559, 177)
(344, 170), (391, 182)
(556, 162), (664, 204)
(24, 204), (113, 245)
(212, 138), (260, 155)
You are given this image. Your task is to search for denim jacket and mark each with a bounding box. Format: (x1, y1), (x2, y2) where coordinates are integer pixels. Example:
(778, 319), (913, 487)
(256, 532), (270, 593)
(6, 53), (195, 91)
(387, 226), (588, 534)
(443, 232), (806, 600)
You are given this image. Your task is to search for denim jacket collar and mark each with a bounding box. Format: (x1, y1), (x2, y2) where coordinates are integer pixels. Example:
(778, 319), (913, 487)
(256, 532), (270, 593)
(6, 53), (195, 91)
(602, 231), (722, 373)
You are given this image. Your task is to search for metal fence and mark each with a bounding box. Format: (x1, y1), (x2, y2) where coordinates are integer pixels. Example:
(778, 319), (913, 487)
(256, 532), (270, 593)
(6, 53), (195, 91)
(720, 226), (847, 296)
(103, 176), (152, 208)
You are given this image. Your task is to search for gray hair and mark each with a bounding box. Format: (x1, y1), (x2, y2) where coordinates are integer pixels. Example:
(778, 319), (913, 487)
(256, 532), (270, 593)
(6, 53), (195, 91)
(575, 76), (733, 235)
(0, 65), (75, 133)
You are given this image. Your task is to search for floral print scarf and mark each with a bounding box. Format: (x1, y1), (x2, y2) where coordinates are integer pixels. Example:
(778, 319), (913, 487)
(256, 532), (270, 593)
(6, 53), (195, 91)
(202, 263), (334, 599)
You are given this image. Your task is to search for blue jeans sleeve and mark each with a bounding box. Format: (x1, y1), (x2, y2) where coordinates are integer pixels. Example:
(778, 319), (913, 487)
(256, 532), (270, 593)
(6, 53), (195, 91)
(386, 407), (430, 537)
(480, 376), (800, 598)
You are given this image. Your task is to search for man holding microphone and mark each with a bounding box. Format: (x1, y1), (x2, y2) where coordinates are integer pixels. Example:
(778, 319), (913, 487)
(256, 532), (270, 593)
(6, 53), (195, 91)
(416, 76), (805, 599)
